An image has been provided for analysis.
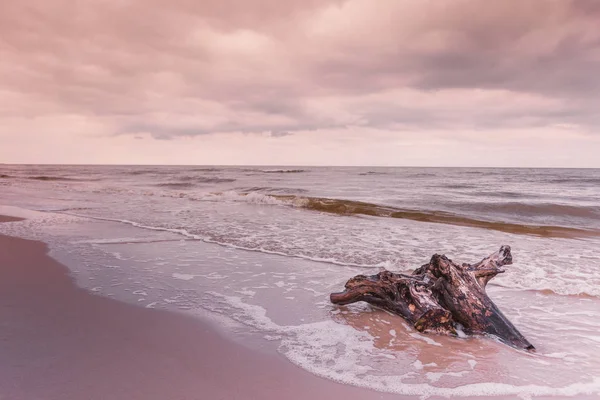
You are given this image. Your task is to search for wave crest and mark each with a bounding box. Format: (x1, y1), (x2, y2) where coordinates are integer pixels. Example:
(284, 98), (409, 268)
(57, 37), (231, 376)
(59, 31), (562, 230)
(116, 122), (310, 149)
(261, 169), (306, 173)
(28, 176), (79, 181)
(199, 191), (600, 238)
(182, 177), (236, 184)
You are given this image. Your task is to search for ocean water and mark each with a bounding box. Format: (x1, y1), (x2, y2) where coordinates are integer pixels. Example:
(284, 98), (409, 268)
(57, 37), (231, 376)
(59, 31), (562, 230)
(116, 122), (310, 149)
(1, 165), (600, 398)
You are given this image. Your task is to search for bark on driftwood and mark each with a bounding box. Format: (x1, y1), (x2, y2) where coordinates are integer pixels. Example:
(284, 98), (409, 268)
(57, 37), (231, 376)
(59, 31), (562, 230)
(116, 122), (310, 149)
(330, 245), (534, 350)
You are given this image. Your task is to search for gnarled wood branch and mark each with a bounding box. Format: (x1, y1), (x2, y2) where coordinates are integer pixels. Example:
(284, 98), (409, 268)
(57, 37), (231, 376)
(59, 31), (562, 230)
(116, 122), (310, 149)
(330, 245), (534, 350)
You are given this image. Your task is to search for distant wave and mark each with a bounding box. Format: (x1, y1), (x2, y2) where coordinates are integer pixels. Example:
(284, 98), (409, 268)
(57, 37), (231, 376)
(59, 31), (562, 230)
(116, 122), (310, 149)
(28, 176), (79, 181)
(466, 191), (536, 199)
(549, 177), (600, 185)
(189, 167), (224, 172)
(155, 182), (196, 189)
(0, 174), (11, 178)
(154, 177), (235, 188)
(124, 169), (163, 176)
(124, 169), (189, 176)
(442, 184), (474, 189)
(261, 169), (306, 173)
(358, 171), (388, 176)
(185, 177), (236, 184)
(202, 191), (600, 238)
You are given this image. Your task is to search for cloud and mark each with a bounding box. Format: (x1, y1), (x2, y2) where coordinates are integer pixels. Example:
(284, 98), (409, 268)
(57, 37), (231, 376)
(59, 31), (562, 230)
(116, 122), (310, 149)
(0, 0), (599, 151)
(269, 131), (293, 138)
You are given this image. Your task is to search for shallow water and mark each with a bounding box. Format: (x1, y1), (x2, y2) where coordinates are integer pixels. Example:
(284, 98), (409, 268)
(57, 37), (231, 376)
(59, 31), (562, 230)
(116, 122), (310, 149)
(1, 165), (600, 398)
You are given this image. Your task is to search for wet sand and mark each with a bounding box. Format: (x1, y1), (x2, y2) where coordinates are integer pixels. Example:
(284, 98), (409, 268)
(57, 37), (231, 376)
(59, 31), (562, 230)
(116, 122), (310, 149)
(0, 222), (398, 399)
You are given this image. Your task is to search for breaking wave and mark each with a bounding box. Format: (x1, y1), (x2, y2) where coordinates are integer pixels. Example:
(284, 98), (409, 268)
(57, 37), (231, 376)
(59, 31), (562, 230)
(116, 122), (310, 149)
(200, 191), (600, 238)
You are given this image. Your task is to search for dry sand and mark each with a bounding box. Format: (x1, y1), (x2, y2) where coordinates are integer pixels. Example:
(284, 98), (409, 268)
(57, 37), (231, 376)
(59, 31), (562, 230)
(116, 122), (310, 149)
(0, 219), (400, 400)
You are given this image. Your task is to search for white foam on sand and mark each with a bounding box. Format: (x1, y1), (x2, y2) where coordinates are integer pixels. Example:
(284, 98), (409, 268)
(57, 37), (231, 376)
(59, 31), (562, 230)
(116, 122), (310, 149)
(172, 273), (195, 281)
(200, 292), (600, 398)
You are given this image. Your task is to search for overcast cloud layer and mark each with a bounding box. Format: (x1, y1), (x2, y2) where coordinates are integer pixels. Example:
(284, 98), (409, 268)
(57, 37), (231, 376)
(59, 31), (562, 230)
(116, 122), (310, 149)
(1, 0), (599, 166)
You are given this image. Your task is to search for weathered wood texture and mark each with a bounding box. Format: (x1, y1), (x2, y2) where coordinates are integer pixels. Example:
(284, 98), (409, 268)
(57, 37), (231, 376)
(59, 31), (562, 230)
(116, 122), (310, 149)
(330, 245), (534, 350)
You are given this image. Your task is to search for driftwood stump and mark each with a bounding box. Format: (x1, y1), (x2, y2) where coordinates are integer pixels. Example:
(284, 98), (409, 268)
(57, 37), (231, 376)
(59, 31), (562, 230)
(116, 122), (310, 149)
(330, 245), (534, 350)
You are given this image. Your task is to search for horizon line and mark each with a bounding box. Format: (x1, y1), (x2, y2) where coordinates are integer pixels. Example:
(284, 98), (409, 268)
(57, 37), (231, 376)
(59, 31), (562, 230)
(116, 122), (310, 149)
(1, 163), (599, 169)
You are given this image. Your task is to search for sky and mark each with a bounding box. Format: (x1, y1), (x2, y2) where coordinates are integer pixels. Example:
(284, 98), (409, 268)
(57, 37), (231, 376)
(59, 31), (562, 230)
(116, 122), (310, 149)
(1, 0), (599, 167)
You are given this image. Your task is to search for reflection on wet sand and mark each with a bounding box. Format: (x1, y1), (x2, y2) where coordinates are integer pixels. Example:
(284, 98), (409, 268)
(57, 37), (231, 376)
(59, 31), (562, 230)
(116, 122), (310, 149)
(332, 304), (511, 385)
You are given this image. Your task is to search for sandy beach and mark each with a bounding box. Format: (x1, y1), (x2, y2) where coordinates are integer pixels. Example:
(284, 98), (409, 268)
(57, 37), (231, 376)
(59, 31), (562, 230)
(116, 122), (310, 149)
(1, 186), (599, 399)
(0, 217), (398, 400)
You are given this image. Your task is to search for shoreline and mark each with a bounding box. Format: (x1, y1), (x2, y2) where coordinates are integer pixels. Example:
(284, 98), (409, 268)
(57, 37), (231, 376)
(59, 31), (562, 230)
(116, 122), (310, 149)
(0, 222), (398, 400)
(1, 212), (598, 400)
